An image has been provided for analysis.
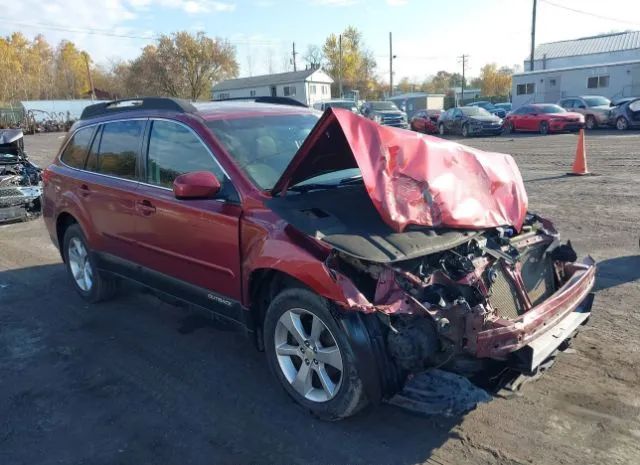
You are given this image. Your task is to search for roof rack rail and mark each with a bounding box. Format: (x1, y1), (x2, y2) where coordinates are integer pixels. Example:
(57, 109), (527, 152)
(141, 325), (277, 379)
(212, 96), (308, 108)
(80, 97), (197, 120)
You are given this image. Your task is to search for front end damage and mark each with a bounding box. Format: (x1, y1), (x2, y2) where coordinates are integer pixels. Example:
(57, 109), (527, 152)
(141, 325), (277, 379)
(328, 213), (596, 382)
(0, 129), (42, 223)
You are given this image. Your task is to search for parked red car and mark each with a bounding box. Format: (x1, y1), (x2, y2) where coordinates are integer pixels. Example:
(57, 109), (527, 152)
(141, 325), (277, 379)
(504, 104), (584, 134)
(409, 110), (440, 134)
(43, 98), (595, 420)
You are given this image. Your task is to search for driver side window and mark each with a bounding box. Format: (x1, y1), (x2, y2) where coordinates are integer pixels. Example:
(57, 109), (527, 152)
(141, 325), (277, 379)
(146, 120), (236, 200)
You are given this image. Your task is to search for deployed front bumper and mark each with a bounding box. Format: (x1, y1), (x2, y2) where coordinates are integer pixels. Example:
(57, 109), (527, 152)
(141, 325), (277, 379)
(475, 257), (596, 368)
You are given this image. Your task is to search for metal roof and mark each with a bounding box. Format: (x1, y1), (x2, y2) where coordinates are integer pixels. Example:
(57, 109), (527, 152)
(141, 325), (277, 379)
(213, 69), (333, 92)
(532, 31), (640, 60)
(513, 58), (640, 76)
(388, 92), (446, 100)
(21, 99), (108, 122)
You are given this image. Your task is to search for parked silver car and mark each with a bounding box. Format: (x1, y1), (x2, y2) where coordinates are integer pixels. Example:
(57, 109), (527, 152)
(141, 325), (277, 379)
(557, 96), (611, 129)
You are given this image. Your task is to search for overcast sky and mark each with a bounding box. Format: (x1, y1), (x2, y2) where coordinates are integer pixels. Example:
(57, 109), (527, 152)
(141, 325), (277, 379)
(2, 0), (640, 81)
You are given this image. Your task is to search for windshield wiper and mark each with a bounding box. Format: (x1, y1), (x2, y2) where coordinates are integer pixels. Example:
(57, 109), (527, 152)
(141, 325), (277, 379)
(288, 175), (364, 193)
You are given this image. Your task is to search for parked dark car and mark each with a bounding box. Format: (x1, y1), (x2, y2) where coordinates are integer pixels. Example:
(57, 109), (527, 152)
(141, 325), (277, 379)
(361, 101), (408, 128)
(494, 102), (512, 113)
(504, 104), (584, 135)
(313, 99), (359, 113)
(42, 97), (595, 420)
(608, 97), (640, 130)
(438, 106), (503, 137)
(557, 96), (610, 129)
(409, 110), (440, 134)
(468, 101), (507, 118)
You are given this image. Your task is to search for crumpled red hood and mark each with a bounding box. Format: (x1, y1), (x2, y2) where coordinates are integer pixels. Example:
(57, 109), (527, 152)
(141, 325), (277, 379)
(273, 108), (528, 232)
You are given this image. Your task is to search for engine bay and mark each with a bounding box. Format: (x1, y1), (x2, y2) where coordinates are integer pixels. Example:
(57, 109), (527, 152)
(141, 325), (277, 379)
(0, 129), (42, 223)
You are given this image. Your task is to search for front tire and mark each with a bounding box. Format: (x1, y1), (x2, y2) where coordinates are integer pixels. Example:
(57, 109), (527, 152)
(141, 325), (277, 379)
(264, 288), (368, 420)
(616, 116), (629, 131)
(461, 124), (470, 137)
(504, 120), (514, 134)
(438, 123), (445, 136)
(585, 115), (597, 130)
(63, 224), (117, 303)
(539, 121), (549, 135)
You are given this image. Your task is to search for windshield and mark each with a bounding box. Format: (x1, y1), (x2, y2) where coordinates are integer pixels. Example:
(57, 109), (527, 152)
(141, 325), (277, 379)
(473, 102), (494, 110)
(583, 96), (610, 107)
(536, 105), (566, 114)
(206, 113), (319, 190)
(370, 101), (399, 111)
(461, 107), (491, 116)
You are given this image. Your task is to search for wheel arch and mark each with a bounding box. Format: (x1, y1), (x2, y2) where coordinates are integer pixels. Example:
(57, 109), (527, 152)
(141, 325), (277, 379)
(56, 211), (79, 262)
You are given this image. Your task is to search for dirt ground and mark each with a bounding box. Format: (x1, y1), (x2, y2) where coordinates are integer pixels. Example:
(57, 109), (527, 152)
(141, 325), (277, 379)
(1, 130), (639, 465)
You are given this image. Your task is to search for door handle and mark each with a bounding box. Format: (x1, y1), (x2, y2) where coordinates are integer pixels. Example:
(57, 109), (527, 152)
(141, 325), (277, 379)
(78, 184), (90, 198)
(136, 199), (156, 216)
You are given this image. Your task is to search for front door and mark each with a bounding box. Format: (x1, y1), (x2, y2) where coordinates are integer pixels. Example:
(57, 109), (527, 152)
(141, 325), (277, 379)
(133, 119), (243, 308)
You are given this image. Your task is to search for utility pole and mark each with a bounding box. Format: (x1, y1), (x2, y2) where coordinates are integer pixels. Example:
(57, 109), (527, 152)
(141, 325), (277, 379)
(292, 42), (298, 71)
(389, 32), (394, 97)
(458, 54), (468, 104)
(530, 0), (537, 71)
(83, 52), (96, 101)
(338, 34), (343, 98)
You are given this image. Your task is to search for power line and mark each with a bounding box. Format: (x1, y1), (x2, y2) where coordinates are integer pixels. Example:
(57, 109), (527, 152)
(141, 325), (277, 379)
(0, 19), (286, 45)
(540, 0), (640, 27)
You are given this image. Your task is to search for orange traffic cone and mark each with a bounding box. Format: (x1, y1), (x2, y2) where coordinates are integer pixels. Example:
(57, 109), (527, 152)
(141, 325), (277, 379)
(567, 129), (591, 176)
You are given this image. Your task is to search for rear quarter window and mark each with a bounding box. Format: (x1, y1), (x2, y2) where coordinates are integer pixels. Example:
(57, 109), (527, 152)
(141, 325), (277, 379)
(60, 127), (95, 169)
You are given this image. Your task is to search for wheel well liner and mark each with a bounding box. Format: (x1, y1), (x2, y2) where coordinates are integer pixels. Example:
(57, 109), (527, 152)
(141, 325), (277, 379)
(56, 212), (78, 261)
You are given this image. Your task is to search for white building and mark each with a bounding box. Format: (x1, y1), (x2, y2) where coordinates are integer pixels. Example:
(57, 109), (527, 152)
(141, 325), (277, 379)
(212, 69), (334, 106)
(512, 31), (640, 108)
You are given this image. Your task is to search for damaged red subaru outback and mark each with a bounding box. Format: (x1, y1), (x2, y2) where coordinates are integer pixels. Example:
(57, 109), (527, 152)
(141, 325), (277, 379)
(43, 98), (596, 420)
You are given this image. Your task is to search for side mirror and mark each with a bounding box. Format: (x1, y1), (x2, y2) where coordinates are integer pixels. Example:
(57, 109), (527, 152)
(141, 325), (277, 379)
(173, 171), (221, 200)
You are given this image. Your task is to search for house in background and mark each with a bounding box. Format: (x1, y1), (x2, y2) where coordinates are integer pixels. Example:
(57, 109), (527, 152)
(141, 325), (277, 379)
(512, 31), (640, 108)
(212, 69), (334, 106)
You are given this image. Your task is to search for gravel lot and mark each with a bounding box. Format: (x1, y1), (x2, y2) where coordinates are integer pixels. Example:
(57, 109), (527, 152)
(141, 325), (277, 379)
(1, 130), (639, 465)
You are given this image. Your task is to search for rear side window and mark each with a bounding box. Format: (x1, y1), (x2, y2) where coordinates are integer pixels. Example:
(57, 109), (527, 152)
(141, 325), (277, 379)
(96, 120), (145, 179)
(146, 120), (225, 188)
(60, 127), (94, 168)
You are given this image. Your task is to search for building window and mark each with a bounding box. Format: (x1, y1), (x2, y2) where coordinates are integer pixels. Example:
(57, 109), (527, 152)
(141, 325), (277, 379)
(217, 92), (230, 99)
(549, 79), (556, 86)
(283, 85), (296, 97)
(250, 90), (256, 97)
(516, 83), (535, 95)
(587, 75), (609, 89)
(321, 85), (327, 95)
(310, 85), (316, 95)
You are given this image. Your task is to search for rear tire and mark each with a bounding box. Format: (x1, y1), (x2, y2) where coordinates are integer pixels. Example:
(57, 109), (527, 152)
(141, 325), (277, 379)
(63, 224), (118, 303)
(539, 121), (549, 135)
(263, 288), (368, 420)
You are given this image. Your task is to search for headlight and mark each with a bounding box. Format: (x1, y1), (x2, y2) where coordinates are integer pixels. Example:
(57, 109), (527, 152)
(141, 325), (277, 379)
(373, 114), (382, 123)
(496, 118), (503, 125)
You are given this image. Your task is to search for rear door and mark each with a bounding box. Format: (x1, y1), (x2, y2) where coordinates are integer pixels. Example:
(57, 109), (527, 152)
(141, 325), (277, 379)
(80, 119), (145, 258)
(133, 119), (243, 305)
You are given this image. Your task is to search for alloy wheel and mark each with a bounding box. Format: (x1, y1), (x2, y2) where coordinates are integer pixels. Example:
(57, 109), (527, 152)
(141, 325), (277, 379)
(67, 237), (93, 292)
(461, 124), (469, 137)
(585, 115), (596, 130)
(274, 308), (343, 403)
(540, 121), (549, 135)
(616, 117), (628, 131)
(438, 124), (445, 136)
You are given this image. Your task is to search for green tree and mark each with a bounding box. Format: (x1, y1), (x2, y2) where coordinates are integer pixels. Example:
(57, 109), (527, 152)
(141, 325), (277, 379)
(322, 26), (377, 98)
(477, 63), (513, 97)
